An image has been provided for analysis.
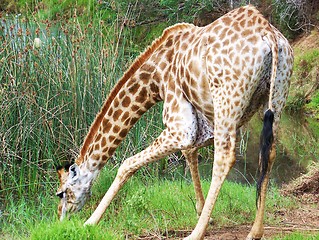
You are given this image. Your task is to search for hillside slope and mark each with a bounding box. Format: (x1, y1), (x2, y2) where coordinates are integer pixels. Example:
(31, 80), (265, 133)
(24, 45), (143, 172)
(288, 29), (319, 118)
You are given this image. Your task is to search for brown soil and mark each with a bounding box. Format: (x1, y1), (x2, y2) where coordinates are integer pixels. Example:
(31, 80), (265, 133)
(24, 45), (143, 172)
(292, 28), (319, 51)
(202, 204), (319, 240)
(204, 167), (319, 239)
(281, 162), (319, 203)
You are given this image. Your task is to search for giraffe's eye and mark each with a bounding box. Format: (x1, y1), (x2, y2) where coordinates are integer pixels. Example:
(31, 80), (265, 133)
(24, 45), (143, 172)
(56, 191), (64, 199)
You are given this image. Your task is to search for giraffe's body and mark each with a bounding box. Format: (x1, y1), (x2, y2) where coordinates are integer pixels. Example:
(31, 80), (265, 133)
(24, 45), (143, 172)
(56, 5), (293, 240)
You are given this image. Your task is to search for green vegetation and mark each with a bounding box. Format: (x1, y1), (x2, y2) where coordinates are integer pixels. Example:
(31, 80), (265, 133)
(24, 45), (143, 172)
(272, 232), (319, 240)
(1, 1), (318, 239)
(0, 5), (165, 197)
(1, 166), (296, 239)
(306, 91), (319, 119)
(286, 31), (319, 115)
(277, 114), (319, 168)
(294, 49), (319, 75)
(30, 220), (116, 240)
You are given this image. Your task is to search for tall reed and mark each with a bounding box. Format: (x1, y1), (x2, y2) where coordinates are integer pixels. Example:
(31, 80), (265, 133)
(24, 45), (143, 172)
(0, 6), (162, 199)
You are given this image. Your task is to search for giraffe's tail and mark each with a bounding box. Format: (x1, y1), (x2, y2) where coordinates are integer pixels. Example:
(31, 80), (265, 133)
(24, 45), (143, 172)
(256, 109), (274, 206)
(267, 26), (279, 112)
(256, 25), (278, 206)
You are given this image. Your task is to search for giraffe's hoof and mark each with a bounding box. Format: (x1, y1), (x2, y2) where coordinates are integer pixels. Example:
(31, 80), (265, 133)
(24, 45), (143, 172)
(246, 233), (263, 240)
(84, 218), (97, 226)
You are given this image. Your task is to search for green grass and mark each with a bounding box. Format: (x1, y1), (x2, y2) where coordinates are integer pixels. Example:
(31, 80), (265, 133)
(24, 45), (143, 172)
(272, 232), (319, 240)
(0, 6), (163, 197)
(0, 9), (163, 239)
(277, 114), (319, 168)
(1, 165), (297, 239)
(29, 220), (116, 240)
(11, 0), (110, 22)
(294, 49), (319, 75)
(306, 91), (319, 119)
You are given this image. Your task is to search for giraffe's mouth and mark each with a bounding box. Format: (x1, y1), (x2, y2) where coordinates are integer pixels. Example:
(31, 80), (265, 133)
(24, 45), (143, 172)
(58, 195), (68, 221)
(61, 194), (90, 220)
(58, 201), (79, 221)
(57, 192), (78, 221)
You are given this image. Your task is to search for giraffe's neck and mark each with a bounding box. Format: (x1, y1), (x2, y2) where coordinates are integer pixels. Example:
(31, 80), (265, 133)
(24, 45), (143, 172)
(72, 22), (193, 185)
(75, 70), (161, 180)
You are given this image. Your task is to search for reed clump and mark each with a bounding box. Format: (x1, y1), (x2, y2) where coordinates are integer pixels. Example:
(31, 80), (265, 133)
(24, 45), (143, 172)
(0, 6), (163, 201)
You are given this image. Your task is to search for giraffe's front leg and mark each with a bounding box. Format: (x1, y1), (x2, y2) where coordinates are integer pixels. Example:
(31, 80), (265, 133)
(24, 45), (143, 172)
(84, 128), (182, 225)
(85, 97), (199, 225)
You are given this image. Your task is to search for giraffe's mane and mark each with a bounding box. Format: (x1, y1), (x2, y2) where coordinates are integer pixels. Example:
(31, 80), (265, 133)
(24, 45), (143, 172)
(79, 23), (194, 159)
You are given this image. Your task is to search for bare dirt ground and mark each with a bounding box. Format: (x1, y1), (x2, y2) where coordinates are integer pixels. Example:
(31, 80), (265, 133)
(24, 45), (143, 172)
(205, 166), (319, 239)
(202, 205), (319, 240)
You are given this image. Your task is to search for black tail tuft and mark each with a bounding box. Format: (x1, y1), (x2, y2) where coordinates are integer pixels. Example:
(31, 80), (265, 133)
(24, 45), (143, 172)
(256, 109), (274, 207)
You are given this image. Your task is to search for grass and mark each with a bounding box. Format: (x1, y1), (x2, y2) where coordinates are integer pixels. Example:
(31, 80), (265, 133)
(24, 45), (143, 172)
(272, 232), (319, 240)
(29, 220), (116, 240)
(1, 165), (297, 239)
(0, 3), (163, 197)
(277, 114), (319, 168)
(306, 91), (319, 119)
(294, 49), (319, 76)
(0, 7), (161, 238)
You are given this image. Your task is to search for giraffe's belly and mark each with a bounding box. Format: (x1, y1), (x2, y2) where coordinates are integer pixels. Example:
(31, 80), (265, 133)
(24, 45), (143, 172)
(193, 109), (214, 148)
(179, 77), (215, 147)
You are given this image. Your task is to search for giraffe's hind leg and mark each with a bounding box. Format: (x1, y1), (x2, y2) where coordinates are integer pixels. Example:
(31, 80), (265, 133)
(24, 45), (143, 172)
(247, 111), (286, 239)
(185, 123), (237, 240)
(246, 116), (277, 240)
(182, 148), (205, 217)
(247, 41), (293, 240)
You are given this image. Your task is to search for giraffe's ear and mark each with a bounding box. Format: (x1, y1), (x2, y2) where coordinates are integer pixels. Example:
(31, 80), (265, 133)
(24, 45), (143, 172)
(56, 166), (65, 181)
(56, 163), (73, 180)
(68, 163), (80, 182)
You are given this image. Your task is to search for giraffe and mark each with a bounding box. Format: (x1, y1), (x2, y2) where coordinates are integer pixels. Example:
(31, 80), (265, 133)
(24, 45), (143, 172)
(55, 5), (293, 240)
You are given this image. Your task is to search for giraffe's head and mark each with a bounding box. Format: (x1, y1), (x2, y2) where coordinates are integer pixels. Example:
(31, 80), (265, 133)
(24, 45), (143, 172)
(56, 163), (91, 221)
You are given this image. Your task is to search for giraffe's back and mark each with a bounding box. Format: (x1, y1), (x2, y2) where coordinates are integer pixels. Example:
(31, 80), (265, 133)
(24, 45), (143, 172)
(173, 5), (292, 128)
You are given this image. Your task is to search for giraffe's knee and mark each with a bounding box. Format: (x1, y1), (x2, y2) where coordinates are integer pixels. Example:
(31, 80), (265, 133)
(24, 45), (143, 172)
(117, 159), (137, 181)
